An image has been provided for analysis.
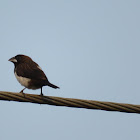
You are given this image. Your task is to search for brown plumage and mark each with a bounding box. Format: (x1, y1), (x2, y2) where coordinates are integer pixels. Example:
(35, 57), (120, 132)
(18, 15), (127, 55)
(9, 54), (59, 95)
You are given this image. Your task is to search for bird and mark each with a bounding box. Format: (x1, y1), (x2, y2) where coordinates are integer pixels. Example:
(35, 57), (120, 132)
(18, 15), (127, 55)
(9, 54), (59, 95)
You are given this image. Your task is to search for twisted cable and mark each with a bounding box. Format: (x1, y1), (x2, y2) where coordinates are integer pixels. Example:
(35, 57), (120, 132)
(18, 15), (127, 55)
(0, 91), (140, 114)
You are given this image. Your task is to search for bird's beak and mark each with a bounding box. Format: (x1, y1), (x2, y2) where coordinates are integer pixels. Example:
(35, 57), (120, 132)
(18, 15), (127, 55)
(8, 57), (17, 63)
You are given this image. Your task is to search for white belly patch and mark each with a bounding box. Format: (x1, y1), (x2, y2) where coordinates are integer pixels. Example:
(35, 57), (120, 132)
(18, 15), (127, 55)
(15, 72), (31, 88)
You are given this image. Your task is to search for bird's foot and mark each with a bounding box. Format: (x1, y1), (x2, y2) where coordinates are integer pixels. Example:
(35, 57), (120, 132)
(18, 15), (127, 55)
(20, 90), (25, 97)
(40, 93), (44, 96)
(20, 90), (24, 93)
(19, 88), (26, 97)
(19, 88), (26, 93)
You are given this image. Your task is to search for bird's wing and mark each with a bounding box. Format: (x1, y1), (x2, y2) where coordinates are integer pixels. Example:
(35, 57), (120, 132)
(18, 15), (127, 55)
(15, 62), (48, 81)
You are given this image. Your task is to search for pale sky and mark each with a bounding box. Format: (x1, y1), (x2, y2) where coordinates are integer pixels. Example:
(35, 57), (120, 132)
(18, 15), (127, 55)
(0, 0), (140, 140)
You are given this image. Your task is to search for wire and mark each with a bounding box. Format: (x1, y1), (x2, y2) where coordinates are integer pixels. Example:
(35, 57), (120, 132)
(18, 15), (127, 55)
(0, 91), (140, 114)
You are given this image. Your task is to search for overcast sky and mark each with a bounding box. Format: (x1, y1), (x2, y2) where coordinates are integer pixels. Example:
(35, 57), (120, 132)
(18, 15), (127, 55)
(0, 0), (140, 140)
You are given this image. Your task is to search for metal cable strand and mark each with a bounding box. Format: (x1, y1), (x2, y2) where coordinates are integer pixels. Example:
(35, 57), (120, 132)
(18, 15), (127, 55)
(0, 91), (140, 114)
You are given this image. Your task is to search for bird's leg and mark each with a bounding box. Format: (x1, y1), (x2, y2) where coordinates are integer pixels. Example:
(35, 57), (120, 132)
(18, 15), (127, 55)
(40, 87), (44, 96)
(20, 88), (26, 93)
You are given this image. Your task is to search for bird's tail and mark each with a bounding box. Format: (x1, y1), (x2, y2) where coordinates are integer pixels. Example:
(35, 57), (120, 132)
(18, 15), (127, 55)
(47, 82), (59, 89)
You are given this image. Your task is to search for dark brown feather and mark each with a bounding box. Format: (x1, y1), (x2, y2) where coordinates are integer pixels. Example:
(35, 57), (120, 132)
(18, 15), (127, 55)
(10, 54), (59, 91)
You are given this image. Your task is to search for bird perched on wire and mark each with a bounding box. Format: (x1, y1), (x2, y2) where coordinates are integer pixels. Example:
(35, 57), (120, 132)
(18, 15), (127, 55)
(9, 54), (59, 95)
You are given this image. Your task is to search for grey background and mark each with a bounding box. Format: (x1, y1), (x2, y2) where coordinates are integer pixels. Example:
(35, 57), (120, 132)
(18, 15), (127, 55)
(0, 0), (140, 140)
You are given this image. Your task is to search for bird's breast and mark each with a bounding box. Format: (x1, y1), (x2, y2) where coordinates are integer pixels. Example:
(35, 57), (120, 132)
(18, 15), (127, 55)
(14, 72), (31, 88)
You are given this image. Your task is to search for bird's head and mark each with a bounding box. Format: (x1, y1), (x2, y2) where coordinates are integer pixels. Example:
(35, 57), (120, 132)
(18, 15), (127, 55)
(9, 54), (32, 64)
